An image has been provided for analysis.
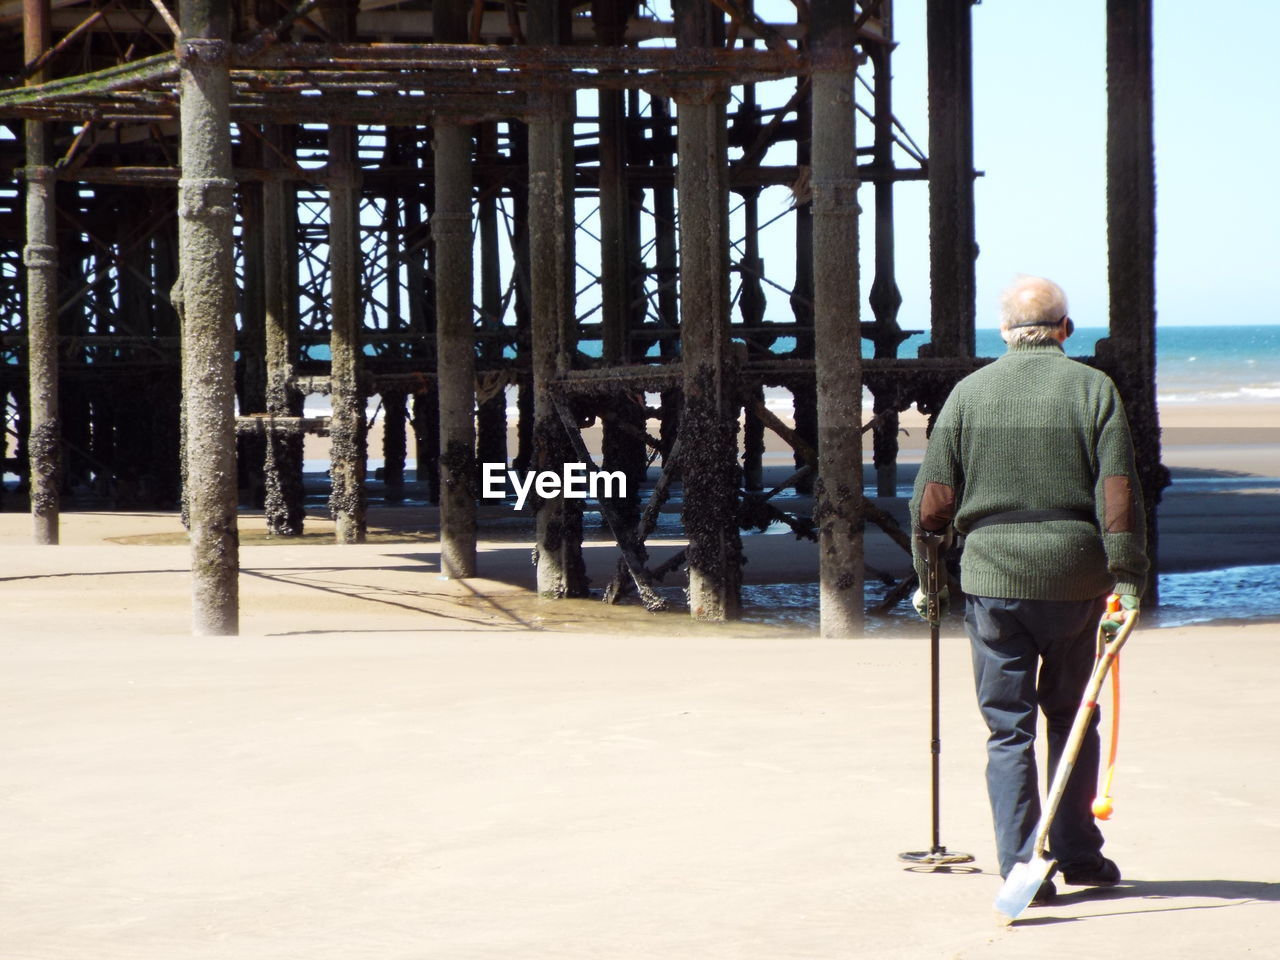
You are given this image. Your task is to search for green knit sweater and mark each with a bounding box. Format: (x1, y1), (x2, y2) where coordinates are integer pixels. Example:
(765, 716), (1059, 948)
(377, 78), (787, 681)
(909, 342), (1149, 601)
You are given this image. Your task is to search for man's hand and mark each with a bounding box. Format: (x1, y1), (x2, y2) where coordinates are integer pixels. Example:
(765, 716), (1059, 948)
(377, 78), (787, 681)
(912, 586), (949, 624)
(1101, 593), (1139, 633)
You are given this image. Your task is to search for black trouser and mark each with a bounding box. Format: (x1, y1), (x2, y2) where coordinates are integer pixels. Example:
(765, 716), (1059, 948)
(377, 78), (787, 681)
(965, 594), (1108, 878)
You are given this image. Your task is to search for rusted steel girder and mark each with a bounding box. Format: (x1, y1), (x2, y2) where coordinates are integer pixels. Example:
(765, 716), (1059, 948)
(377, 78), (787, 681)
(0, 43), (806, 125)
(239, 41), (804, 74)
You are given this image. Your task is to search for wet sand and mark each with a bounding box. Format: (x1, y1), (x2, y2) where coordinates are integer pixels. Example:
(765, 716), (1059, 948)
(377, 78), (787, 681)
(0, 400), (1277, 958)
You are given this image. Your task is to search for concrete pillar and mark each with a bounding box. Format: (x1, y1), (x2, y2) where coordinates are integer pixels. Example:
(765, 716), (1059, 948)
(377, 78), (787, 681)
(23, 0), (58, 544)
(528, 2), (588, 598)
(925, 0), (976, 358)
(262, 125), (306, 535)
(434, 0), (478, 578)
(675, 0), (741, 621)
(1103, 0), (1164, 601)
(811, 0), (864, 637)
(177, 0), (239, 634)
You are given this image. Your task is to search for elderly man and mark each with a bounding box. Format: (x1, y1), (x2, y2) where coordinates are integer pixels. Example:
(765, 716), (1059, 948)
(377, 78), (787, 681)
(909, 275), (1148, 904)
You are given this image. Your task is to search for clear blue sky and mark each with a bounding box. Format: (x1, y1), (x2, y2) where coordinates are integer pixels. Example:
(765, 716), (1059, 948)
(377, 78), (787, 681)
(865, 0), (1280, 329)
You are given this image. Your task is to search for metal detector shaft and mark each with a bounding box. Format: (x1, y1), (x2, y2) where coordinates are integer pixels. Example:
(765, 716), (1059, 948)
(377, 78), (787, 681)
(924, 529), (945, 855)
(930, 615), (942, 853)
(900, 527), (973, 868)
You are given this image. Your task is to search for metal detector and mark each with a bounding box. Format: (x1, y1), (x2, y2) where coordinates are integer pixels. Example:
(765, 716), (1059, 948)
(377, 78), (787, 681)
(899, 527), (974, 870)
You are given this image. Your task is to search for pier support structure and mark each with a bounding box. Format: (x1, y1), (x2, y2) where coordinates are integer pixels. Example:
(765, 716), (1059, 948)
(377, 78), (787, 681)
(433, 0), (478, 578)
(675, 0), (741, 621)
(177, 0), (238, 634)
(262, 125), (306, 536)
(22, 0), (58, 544)
(529, 2), (588, 598)
(925, 0), (977, 360)
(0, 3), (1171, 629)
(811, 0), (864, 638)
(322, 0), (367, 544)
(1102, 0), (1166, 601)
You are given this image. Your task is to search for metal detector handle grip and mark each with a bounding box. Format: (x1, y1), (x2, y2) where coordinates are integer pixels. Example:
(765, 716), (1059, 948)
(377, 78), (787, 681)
(914, 526), (953, 623)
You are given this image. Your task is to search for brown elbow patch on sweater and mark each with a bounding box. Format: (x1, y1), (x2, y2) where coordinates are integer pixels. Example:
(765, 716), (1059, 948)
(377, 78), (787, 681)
(1104, 475), (1134, 533)
(920, 482), (956, 531)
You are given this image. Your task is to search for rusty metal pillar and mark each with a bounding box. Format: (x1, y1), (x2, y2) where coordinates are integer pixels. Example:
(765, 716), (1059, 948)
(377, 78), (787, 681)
(791, 79), (818, 495)
(22, 0), (58, 544)
(1102, 0), (1164, 601)
(177, 0), (238, 634)
(739, 185), (767, 493)
(238, 140), (267, 507)
(382, 390), (408, 502)
(594, 0), (645, 528)
(651, 96), (682, 463)
(737, 64), (767, 496)
(434, 0), (477, 578)
(263, 125), (305, 535)
(675, 0), (740, 621)
(528, 3), (587, 598)
(868, 41), (905, 498)
(400, 151), (440, 503)
(476, 123), (507, 470)
(925, 0), (976, 358)
(509, 122), (534, 475)
(811, 0), (864, 637)
(321, 0), (366, 544)
(379, 151), (410, 502)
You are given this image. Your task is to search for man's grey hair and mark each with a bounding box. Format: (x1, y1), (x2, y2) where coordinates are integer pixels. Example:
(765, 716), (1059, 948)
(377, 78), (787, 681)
(999, 275), (1069, 345)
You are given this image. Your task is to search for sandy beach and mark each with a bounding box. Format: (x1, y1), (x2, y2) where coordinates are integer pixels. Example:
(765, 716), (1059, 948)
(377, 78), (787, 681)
(1, 399), (1277, 958)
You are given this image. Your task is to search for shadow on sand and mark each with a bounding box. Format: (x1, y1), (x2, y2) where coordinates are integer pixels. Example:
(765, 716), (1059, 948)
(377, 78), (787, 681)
(1015, 879), (1280, 925)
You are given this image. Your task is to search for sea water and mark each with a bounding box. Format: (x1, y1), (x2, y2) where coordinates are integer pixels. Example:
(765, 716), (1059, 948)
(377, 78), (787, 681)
(290, 325), (1280, 411)
(821, 324), (1280, 407)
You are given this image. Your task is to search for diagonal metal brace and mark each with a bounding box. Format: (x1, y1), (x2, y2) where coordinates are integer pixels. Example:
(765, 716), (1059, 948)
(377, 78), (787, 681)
(552, 395), (668, 612)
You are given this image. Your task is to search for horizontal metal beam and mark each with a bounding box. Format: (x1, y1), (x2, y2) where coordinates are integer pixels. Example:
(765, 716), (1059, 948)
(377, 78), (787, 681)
(234, 414), (332, 437)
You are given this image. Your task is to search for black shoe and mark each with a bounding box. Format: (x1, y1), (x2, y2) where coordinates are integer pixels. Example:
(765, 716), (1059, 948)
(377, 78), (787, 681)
(1060, 855), (1121, 887)
(1029, 880), (1057, 906)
